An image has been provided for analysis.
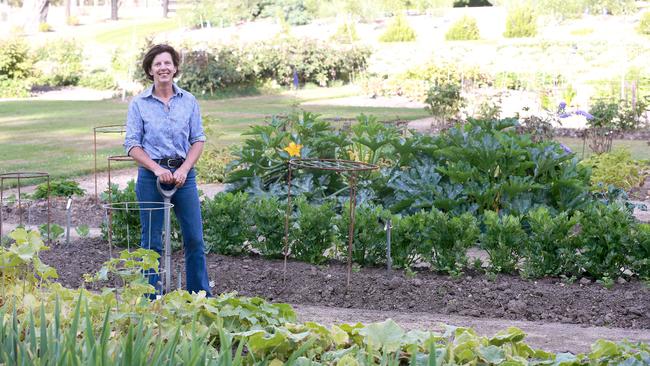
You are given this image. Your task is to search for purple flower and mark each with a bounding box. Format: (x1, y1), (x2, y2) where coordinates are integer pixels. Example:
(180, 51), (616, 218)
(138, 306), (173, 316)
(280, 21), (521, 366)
(558, 101), (567, 109)
(559, 112), (571, 118)
(560, 143), (572, 153)
(575, 110), (594, 120)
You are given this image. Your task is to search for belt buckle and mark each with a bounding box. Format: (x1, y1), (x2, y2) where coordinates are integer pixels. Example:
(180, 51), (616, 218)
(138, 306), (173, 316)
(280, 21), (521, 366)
(169, 158), (182, 168)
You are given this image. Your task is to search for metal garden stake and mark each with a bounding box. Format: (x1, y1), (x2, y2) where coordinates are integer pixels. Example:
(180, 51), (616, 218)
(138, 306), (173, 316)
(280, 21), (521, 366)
(156, 178), (177, 294)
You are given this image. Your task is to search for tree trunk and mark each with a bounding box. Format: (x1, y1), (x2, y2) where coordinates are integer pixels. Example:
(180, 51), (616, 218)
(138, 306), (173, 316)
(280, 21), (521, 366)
(65, 0), (70, 20)
(38, 0), (49, 23)
(110, 0), (118, 20)
(22, 0), (50, 32)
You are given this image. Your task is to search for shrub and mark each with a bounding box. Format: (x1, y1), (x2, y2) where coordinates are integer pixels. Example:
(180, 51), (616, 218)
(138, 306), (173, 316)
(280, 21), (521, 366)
(520, 207), (581, 278)
(588, 98), (648, 131)
(33, 180), (85, 199)
(173, 39), (370, 94)
(445, 16), (480, 41)
(481, 211), (526, 273)
(0, 37), (33, 80)
(290, 198), (337, 264)
(331, 22), (359, 44)
(379, 15), (416, 42)
(202, 192), (252, 255)
(337, 202), (392, 266)
(195, 146), (233, 183)
(639, 12), (650, 35)
(34, 39), (83, 87)
(577, 201), (637, 279)
(249, 195), (286, 258)
(391, 211), (428, 269)
(424, 82), (464, 121)
(504, 7), (537, 38)
(66, 15), (80, 26)
(428, 211), (479, 273)
(580, 149), (646, 192)
(78, 69), (117, 90)
(38, 22), (52, 32)
(0, 76), (32, 98)
(633, 223), (650, 279)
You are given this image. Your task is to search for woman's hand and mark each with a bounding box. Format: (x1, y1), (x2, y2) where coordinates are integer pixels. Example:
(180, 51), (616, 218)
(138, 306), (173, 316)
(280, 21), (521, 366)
(173, 168), (189, 188)
(154, 167), (174, 184)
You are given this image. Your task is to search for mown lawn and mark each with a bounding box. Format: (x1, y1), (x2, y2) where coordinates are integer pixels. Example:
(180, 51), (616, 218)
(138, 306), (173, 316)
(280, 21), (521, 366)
(0, 89), (429, 180)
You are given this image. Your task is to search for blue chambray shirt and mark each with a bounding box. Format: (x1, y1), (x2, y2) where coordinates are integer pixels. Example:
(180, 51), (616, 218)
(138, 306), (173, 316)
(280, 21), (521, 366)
(124, 84), (206, 159)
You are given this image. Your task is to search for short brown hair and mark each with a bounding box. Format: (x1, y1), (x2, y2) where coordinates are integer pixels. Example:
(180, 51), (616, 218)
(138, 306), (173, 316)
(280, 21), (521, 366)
(142, 44), (181, 81)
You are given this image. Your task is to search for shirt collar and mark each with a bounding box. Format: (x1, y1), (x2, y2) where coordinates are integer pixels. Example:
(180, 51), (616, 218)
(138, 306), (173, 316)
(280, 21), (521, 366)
(144, 83), (184, 98)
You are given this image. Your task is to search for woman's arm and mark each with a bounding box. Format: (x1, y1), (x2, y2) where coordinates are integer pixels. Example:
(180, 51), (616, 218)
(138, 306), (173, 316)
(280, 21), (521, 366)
(173, 141), (204, 188)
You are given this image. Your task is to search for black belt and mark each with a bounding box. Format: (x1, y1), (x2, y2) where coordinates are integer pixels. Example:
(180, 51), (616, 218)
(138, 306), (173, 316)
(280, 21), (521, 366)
(154, 158), (185, 168)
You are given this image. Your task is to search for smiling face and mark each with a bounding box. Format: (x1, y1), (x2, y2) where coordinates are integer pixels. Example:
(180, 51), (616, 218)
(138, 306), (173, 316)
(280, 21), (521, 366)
(149, 52), (177, 86)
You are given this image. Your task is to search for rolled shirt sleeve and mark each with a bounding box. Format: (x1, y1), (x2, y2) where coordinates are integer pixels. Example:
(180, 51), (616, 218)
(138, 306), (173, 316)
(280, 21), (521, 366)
(188, 98), (206, 144)
(124, 101), (144, 155)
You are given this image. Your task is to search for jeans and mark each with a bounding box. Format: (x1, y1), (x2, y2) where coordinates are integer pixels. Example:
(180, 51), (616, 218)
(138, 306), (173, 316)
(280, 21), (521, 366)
(136, 166), (212, 296)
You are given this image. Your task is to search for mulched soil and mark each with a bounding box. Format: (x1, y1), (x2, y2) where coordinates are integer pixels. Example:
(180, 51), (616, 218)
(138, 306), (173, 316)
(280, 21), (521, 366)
(39, 237), (650, 329)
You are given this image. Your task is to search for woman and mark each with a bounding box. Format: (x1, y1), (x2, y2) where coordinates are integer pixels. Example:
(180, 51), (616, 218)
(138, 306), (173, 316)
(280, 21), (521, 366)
(124, 44), (212, 296)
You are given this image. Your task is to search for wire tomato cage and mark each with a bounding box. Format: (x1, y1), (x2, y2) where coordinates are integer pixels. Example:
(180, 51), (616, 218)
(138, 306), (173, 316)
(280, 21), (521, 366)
(93, 124), (128, 203)
(101, 200), (179, 297)
(0, 172), (51, 244)
(283, 159), (378, 288)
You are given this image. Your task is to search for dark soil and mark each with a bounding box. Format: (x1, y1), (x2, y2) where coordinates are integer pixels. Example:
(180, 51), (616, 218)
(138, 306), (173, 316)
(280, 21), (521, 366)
(1, 196), (106, 228)
(40, 237), (650, 329)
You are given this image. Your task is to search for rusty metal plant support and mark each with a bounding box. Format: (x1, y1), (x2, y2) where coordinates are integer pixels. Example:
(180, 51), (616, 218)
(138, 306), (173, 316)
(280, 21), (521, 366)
(283, 159), (378, 288)
(0, 172), (51, 243)
(93, 125), (127, 203)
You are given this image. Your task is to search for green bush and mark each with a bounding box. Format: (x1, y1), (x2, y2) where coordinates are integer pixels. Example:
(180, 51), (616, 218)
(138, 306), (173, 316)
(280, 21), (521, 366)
(0, 76), (32, 98)
(580, 149), (646, 192)
(391, 211), (427, 269)
(38, 22), (52, 32)
(0, 37), (33, 80)
(481, 211), (526, 274)
(202, 192), (252, 255)
(445, 15), (480, 41)
(195, 146), (233, 183)
(78, 69), (117, 90)
(331, 22), (359, 44)
(173, 39), (370, 94)
(577, 201), (636, 279)
(424, 82), (465, 120)
(249, 195), (286, 258)
(428, 211), (479, 273)
(633, 223), (650, 280)
(504, 6), (537, 38)
(520, 207), (581, 278)
(33, 180), (85, 199)
(34, 39), (83, 87)
(379, 15), (416, 42)
(290, 198), (337, 264)
(337, 202), (392, 266)
(639, 12), (650, 35)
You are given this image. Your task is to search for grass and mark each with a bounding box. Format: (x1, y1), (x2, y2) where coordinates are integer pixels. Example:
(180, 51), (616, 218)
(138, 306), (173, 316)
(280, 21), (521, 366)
(92, 18), (182, 46)
(0, 88), (429, 180)
(556, 137), (650, 161)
